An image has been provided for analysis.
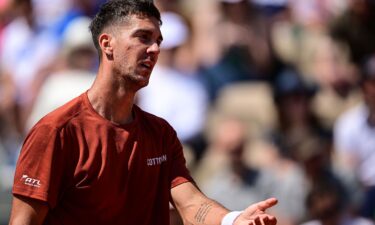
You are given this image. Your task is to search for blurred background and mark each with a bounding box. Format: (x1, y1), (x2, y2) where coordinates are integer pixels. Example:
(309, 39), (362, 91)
(1, 0), (375, 224)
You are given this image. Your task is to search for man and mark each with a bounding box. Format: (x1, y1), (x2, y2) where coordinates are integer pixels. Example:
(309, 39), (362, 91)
(334, 54), (375, 220)
(9, 1), (278, 224)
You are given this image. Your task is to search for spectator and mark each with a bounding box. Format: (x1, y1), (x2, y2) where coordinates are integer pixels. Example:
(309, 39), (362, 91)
(271, 67), (330, 162)
(196, 115), (306, 225)
(26, 16), (97, 131)
(0, 0), (59, 133)
(301, 180), (374, 225)
(334, 54), (375, 220)
(330, 0), (375, 65)
(197, 0), (283, 102)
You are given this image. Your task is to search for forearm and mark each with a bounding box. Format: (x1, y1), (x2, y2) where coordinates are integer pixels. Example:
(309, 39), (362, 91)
(171, 182), (278, 225)
(180, 197), (229, 225)
(9, 195), (48, 225)
(172, 182), (229, 225)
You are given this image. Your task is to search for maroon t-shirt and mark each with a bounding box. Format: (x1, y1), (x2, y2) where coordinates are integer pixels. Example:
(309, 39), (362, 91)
(13, 92), (193, 225)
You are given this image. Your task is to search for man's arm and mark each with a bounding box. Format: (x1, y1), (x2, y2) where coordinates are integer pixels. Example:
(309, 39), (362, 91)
(171, 182), (277, 225)
(9, 195), (49, 225)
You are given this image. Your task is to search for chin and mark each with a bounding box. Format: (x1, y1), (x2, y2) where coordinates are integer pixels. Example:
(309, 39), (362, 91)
(126, 71), (150, 88)
(139, 80), (150, 88)
(131, 79), (149, 91)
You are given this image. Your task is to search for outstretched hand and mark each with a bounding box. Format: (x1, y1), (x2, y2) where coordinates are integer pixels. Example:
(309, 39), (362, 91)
(234, 198), (278, 225)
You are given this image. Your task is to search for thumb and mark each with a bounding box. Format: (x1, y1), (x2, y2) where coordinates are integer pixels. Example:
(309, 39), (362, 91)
(244, 198), (278, 214)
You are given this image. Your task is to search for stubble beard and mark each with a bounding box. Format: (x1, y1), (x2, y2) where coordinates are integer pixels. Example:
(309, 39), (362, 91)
(121, 70), (151, 92)
(113, 63), (151, 92)
(129, 73), (150, 90)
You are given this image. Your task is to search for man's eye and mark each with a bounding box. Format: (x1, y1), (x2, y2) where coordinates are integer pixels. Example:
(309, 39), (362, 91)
(139, 34), (150, 42)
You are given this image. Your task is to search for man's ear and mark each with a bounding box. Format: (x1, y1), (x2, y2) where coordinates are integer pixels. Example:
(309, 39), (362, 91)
(99, 33), (114, 59)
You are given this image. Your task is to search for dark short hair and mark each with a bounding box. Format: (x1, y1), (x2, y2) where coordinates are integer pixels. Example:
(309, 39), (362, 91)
(272, 67), (316, 103)
(89, 0), (161, 56)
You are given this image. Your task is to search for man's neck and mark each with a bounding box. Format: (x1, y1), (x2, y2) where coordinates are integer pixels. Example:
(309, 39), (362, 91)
(88, 69), (137, 125)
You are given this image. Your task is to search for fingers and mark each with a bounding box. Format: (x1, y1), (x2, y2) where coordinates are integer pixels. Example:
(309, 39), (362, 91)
(255, 198), (278, 212)
(244, 198), (278, 215)
(237, 198), (278, 225)
(261, 215), (277, 225)
(247, 214), (277, 225)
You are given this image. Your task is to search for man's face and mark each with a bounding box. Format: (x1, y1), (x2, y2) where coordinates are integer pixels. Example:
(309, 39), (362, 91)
(110, 14), (163, 90)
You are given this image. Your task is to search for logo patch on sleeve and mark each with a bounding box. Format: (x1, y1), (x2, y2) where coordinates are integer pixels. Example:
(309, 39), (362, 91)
(20, 174), (41, 188)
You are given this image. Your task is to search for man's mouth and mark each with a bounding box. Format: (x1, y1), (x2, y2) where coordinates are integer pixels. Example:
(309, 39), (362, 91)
(140, 61), (153, 70)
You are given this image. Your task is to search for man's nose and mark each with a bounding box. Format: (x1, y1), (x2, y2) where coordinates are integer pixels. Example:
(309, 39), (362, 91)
(147, 42), (160, 55)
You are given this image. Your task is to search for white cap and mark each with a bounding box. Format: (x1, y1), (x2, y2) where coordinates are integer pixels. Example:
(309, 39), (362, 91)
(62, 16), (95, 54)
(160, 12), (188, 49)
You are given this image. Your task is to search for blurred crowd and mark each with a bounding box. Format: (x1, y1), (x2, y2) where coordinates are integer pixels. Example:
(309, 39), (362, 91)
(1, 0), (375, 224)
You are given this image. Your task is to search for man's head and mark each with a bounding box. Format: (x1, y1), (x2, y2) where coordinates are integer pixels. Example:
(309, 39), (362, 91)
(89, 0), (161, 57)
(306, 182), (346, 221)
(89, 0), (163, 90)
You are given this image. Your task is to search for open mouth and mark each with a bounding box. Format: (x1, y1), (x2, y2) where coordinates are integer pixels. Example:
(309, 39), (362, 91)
(140, 61), (153, 70)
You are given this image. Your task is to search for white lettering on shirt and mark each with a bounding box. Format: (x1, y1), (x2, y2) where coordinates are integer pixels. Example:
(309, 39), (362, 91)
(147, 154), (167, 166)
(20, 174), (41, 188)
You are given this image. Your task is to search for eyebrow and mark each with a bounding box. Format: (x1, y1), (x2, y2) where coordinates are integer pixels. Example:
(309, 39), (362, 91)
(133, 29), (163, 43)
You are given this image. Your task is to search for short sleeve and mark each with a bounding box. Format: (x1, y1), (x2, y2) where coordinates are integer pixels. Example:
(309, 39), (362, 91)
(165, 127), (194, 189)
(12, 123), (71, 208)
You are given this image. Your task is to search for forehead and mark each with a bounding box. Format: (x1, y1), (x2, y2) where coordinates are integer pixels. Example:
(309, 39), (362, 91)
(121, 14), (161, 35)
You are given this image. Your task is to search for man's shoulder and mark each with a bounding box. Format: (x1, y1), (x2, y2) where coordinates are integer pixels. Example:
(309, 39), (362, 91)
(32, 93), (87, 131)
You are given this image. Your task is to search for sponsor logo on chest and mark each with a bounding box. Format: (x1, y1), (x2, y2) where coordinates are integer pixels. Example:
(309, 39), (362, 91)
(146, 154), (167, 166)
(20, 174), (41, 188)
